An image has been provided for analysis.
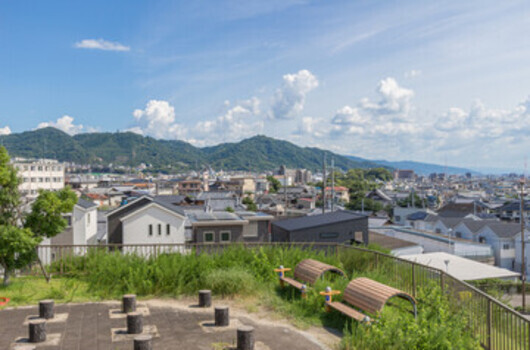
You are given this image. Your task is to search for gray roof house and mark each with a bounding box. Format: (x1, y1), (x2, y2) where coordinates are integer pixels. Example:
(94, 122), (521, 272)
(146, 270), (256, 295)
(271, 210), (368, 245)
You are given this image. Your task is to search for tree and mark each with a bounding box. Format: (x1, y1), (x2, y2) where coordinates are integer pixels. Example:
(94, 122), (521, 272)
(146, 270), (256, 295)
(266, 175), (281, 193)
(25, 188), (78, 238)
(225, 206), (235, 213)
(0, 146), (77, 285)
(242, 196), (258, 212)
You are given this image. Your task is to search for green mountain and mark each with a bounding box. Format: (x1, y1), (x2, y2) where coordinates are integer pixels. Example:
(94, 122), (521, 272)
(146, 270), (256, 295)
(0, 128), (382, 171)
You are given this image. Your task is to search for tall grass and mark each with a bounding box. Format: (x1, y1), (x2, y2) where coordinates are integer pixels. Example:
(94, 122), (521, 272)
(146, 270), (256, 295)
(48, 245), (481, 349)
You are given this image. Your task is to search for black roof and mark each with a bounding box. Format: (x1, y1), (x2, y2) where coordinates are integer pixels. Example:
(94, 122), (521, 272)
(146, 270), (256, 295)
(76, 198), (98, 209)
(272, 210), (366, 231)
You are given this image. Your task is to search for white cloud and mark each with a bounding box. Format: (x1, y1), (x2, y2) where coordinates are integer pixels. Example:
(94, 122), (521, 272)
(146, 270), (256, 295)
(131, 100), (187, 140)
(0, 126), (11, 135)
(269, 69), (318, 119)
(74, 39), (130, 52)
(192, 97), (263, 145)
(37, 115), (93, 135)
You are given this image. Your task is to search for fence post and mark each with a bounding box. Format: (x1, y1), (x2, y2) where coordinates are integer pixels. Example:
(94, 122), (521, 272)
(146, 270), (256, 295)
(440, 271), (444, 295)
(412, 263), (416, 298)
(374, 253), (379, 269)
(486, 299), (492, 350)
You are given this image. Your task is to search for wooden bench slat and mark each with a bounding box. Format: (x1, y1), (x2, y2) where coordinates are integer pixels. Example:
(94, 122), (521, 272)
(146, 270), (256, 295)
(327, 302), (368, 322)
(280, 277), (304, 290)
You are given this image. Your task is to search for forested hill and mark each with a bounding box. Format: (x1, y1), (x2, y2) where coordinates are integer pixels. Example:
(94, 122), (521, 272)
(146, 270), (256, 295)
(0, 128), (385, 171)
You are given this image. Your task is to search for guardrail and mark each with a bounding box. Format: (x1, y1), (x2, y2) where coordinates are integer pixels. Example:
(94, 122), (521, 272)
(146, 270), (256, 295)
(34, 242), (529, 350)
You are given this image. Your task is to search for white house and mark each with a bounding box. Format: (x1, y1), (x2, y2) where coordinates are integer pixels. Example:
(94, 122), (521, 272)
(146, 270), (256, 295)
(73, 198), (98, 245)
(119, 201), (187, 246)
(476, 222), (523, 270)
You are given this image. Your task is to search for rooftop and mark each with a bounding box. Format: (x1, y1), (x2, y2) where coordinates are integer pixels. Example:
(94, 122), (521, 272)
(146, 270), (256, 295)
(272, 210), (366, 231)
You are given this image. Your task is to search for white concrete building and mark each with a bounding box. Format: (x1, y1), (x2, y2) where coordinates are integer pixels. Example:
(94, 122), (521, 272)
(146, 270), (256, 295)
(73, 198), (99, 245)
(12, 158), (65, 197)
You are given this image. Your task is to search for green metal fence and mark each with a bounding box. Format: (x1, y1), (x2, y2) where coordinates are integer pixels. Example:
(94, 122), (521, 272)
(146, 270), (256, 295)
(35, 242), (530, 350)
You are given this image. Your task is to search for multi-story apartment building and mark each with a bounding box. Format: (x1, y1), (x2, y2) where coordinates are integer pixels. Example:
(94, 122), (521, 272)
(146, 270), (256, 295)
(12, 158), (65, 197)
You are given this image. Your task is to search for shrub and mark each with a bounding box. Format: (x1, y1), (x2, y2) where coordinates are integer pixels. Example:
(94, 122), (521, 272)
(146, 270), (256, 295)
(203, 267), (256, 296)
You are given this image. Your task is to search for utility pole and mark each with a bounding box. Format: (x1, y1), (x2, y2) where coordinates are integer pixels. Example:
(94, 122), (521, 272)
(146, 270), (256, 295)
(331, 157), (335, 212)
(519, 176), (526, 312)
(322, 154), (326, 214)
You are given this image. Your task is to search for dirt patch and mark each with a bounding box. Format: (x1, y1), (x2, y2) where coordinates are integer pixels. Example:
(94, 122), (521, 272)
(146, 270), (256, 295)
(145, 297), (342, 350)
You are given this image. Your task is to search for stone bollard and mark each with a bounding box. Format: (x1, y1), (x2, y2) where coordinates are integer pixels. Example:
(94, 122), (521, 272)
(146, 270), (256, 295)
(214, 306), (229, 327)
(39, 299), (54, 319)
(28, 319), (46, 343)
(134, 335), (153, 350)
(198, 290), (212, 307)
(237, 326), (255, 350)
(123, 294), (137, 314)
(127, 312), (143, 334)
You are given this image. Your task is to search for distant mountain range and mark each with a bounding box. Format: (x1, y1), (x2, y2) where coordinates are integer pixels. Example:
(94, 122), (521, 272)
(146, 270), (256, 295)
(353, 159), (478, 175)
(0, 127), (476, 174)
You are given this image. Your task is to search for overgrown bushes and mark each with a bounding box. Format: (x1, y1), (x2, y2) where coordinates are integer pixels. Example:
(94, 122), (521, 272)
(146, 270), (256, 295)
(49, 245), (481, 349)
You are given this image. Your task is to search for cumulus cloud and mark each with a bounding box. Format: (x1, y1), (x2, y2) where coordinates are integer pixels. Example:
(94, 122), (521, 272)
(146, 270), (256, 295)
(131, 100), (187, 140)
(269, 70), (318, 119)
(37, 115), (94, 135)
(0, 126), (11, 135)
(74, 39), (130, 52)
(192, 97), (263, 145)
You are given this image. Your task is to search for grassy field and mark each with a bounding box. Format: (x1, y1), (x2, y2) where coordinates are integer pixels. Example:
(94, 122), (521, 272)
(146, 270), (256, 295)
(0, 276), (98, 307)
(2, 245), (484, 349)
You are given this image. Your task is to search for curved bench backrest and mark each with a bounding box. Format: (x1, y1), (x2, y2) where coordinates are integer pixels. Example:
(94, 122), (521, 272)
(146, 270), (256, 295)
(293, 259), (346, 285)
(343, 277), (417, 317)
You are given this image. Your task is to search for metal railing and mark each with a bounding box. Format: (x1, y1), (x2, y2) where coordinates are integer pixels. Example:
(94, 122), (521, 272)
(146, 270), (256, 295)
(34, 242), (530, 350)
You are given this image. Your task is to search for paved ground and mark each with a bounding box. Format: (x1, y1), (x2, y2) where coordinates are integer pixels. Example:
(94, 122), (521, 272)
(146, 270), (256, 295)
(0, 300), (330, 350)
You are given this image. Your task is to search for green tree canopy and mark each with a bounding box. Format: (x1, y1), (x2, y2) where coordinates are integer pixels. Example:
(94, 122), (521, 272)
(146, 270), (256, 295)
(266, 175), (281, 193)
(0, 146), (77, 285)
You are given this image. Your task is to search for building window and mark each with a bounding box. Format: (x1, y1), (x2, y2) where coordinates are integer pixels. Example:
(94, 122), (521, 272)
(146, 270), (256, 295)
(30, 166), (35, 171)
(503, 243), (510, 250)
(395, 216), (401, 222)
(158, 224), (162, 235)
(455, 232), (462, 238)
(242, 222), (258, 237)
(166, 224), (170, 235)
(204, 231), (214, 243)
(319, 232), (339, 239)
(220, 231), (231, 243)
(478, 236), (486, 244)
(435, 228), (442, 234)
(38, 166), (42, 171)
(149, 224), (153, 236)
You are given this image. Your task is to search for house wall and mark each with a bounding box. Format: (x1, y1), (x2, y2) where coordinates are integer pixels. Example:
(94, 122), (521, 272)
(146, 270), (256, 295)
(107, 197), (151, 244)
(272, 217), (368, 244)
(514, 233), (530, 278)
(194, 225), (244, 243)
(477, 226), (515, 269)
(121, 206), (186, 245)
(73, 206), (97, 245)
(453, 223), (475, 241)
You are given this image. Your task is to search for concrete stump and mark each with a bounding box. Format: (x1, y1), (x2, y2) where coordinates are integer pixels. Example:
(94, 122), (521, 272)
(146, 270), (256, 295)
(214, 306), (229, 327)
(237, 326), (255, 350)
(28, 319), (46, 343)
(127, 312), (143, 334)
(39, 299), (54, 319)
(134, 335), (153, 350)
(123, 294), (137, 313)
(14, 345), (37, 350)
(198, 289), (212, 307)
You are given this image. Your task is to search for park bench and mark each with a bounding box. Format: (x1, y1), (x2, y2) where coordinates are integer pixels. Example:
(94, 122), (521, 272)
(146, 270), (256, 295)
(325, 277), (417, 323)
(274, 259), (346, 297)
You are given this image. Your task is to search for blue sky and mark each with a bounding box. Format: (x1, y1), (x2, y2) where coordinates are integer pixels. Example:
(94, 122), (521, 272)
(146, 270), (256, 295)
(1, 0), (530, 171)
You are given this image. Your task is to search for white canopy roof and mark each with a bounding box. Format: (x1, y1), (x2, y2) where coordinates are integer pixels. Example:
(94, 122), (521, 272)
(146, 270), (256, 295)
(401, 252), (520, 281)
